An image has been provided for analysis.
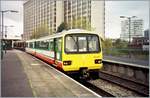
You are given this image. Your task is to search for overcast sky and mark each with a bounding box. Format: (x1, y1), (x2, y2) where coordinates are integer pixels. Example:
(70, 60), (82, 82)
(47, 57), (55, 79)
(1, 0), (24, 38)
(1, 0), (149, 39)
(105, 0), (149, 38)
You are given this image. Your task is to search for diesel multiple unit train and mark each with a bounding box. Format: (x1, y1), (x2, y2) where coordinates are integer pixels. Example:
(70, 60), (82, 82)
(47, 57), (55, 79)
(14, 29), (103, 78)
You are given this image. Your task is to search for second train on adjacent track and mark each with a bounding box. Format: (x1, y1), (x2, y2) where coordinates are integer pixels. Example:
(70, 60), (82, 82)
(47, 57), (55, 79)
(25, 29), (103, 78)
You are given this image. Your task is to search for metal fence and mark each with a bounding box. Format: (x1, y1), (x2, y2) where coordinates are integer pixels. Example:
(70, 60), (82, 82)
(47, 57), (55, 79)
(103, 48), (149, 60)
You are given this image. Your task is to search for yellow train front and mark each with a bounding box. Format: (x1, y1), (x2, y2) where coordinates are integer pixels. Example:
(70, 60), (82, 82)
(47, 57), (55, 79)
(26, 29), (103, 78)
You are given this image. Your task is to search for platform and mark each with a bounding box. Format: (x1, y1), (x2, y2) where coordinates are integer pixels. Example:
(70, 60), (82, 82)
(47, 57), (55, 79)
(1, 50), (100, 97)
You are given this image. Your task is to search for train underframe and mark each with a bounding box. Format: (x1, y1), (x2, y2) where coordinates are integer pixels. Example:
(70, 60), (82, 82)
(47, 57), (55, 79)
(65, 68), (100, 80)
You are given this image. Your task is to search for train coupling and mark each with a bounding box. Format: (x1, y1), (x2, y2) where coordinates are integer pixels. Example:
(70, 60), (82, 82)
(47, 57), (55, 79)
(79, 68), (90, 80)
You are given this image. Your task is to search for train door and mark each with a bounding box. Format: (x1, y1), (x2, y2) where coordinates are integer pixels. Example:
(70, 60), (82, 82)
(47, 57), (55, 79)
(54, 38), (57, 62)
(54, 37), (62, 68)
(49, 39), (54, 59)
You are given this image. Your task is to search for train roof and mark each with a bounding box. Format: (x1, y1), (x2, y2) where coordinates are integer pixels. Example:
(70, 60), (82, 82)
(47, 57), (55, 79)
(26, 29), (98, 42)
(65, 29), (95, 34)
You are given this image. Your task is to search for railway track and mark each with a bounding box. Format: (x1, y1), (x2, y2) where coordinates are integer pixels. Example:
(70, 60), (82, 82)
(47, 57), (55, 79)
(78, 80), (115, 97)
(68, 74), (115, 97)
(71, 70), (149, 97)
(98, 71), (149, 96)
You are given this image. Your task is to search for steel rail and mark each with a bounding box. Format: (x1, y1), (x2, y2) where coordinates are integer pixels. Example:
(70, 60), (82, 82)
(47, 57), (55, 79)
(99, 71), (149, 96)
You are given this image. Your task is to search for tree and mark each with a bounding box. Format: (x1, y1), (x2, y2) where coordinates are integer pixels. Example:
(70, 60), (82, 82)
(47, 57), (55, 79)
(102, 38), (113, 55)
(56, 22), (68, 33)
(30, 20), (52, 39)
(113, 39), (128, 48)
(68, 17), (95, 31)
(30, 28), (36, 39)
(102, 38), (113, 49)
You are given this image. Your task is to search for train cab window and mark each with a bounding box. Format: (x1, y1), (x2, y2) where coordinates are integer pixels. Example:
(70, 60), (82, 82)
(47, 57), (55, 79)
(88, 36), (100, 52)
(78, 36), (87, 52)
(65, 36), (77, 52)
(65, 34), (100, 53)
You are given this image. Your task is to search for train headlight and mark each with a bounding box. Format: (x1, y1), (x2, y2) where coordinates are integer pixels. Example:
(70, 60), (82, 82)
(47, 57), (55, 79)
(63, 61), (72, 65)
(95, 59), (102, 64)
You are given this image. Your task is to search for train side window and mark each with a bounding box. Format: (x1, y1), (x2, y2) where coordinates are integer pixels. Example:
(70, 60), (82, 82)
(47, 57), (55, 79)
(32, 42), (34, 48)
(29, 42), (33, 48)
(36, 41), (40, 49)
(26, 43), (28, 48)
(39, 40), (49, 50)
(34, 41), (37, 48)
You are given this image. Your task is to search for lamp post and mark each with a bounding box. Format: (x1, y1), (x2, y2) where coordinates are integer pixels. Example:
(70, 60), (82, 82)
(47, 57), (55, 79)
(120, 16), (137, 44)
(1, 10), (18, 39)
(0, 10), (18, 59)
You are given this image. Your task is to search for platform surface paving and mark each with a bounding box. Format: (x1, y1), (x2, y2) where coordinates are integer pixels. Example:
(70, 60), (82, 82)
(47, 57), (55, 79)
(1, 50), (99, 97)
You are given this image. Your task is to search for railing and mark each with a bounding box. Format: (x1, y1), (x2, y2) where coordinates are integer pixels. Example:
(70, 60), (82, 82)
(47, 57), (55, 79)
(103, 48), (149, 60)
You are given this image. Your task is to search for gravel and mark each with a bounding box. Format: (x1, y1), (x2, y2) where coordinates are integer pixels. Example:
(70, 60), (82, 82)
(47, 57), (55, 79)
(89, 79), (142, 97)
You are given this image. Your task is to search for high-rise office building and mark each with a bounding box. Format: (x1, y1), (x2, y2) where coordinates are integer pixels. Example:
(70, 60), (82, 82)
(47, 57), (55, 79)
(120, 19), (143, 41)
(23, 0), (63, 40)
(23, 0), (105, 40)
